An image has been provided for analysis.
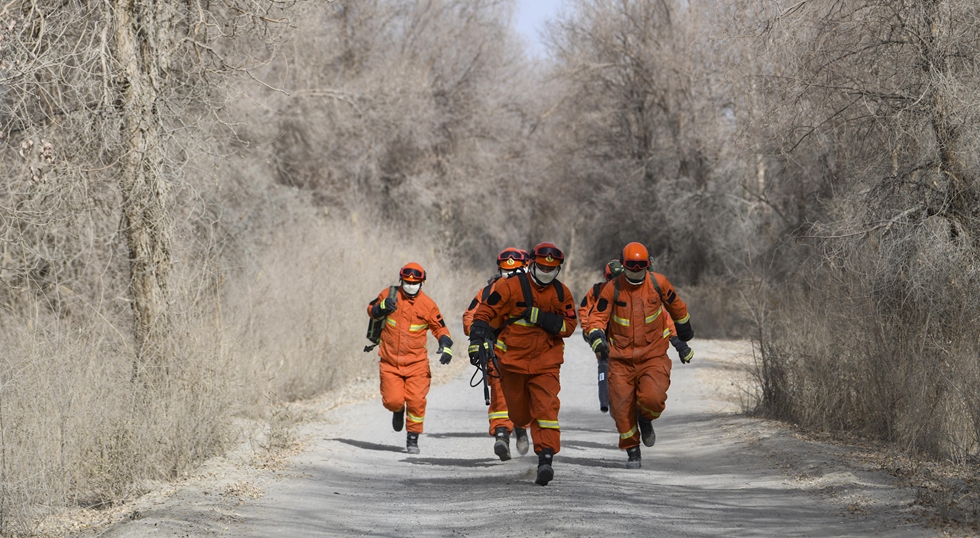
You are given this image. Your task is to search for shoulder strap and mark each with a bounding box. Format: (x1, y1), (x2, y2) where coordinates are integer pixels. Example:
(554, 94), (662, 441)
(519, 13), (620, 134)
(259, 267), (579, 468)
(552, 280), (565, 302)
(496, 272), (534, 333)
(517, 272), (534, 311)
(612, 278), (620, 306)
(648, 272), (663, 299)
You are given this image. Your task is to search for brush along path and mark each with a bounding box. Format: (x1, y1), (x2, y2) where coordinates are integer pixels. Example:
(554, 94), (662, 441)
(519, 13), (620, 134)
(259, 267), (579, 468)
(96, 338), (934, 538)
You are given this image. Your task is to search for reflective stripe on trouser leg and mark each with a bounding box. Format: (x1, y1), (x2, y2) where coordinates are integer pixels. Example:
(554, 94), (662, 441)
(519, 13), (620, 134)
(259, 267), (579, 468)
(404, 364), (431, 434)
(619, 424), (638, 440)
(608, 358), (640, 450)
(500, 369), (561, 455)
(487, 362), (515, 436)
(636, 356), (671, 423)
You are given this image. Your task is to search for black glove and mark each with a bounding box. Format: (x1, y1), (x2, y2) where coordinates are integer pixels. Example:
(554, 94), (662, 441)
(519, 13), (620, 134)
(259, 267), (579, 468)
(675, 319), (694, 341)
(671, 336), (693, 364)
(587, 329), (609, 361)
(525, 307), (564, 335)
(468, 320), (494, 366)
(437, 336), (453, 365)
(468, 339), (492, 366)
(371, 296), (397, 318)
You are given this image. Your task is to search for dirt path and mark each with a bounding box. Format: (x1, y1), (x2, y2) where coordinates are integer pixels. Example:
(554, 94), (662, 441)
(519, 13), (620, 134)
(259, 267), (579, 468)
(93, 338), (935, 537)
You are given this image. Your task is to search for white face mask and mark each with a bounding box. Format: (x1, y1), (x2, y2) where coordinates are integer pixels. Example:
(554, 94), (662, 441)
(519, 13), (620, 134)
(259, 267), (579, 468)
(402, 282), (421, 295)
(531, 264), (559, 285)
(625, 269), (646, 284)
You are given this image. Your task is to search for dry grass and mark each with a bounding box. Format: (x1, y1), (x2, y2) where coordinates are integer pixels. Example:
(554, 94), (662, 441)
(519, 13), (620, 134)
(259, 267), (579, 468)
(0, 210), (475, 535)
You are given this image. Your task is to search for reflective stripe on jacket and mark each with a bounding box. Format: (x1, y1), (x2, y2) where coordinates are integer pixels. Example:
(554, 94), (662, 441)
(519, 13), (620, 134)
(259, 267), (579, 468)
(472, 274), (577, 374)
(584, 272), (688, 361)
(368, 288), (450, 367)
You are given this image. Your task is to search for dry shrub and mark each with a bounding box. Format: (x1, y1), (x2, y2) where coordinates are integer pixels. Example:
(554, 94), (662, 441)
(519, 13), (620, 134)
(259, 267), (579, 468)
(0, 276), (235, 535)
(755, 212), (980, 461)
(220, 211), (474, 405)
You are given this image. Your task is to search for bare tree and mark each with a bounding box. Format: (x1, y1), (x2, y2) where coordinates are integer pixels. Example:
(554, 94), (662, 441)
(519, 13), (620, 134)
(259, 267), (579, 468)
(742, 0), (980, 458)
(0, 0), (289, 373)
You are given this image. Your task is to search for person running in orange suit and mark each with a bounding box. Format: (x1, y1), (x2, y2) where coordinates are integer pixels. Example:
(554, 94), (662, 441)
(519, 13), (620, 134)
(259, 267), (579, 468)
(469, 242), (577, 486)
(578, 260), (624, 332)
(583, 242), (695, 469)
(463, 248), (532, 461)
(367, 262), (453, 454)
(581, 260), (693, 363)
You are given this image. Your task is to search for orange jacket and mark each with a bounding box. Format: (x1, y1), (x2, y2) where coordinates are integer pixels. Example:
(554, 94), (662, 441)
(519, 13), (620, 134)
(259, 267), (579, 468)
(367, 287), (450, 367)
(584, 272), (688, 361)
(578, 281), (608, 331)
(581, 279), (678, 339)
(462, 276), (500, 336)
(472, 273), (577, 374)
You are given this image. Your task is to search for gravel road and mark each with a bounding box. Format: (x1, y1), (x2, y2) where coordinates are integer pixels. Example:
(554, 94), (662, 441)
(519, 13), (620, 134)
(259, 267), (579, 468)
(96, 337), (935, 538)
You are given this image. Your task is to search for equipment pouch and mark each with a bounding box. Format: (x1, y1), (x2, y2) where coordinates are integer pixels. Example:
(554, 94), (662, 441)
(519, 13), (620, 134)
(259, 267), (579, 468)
(364, 286), (397, 352)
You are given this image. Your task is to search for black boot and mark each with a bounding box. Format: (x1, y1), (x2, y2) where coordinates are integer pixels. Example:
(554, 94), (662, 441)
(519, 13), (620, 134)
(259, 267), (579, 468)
(514, 427), (530, 456)
(626, 446), (641, 469)
(406, 432), (420, 454)
(638, 413), (656, 447)
(392, 406), (405, 432)
(493, 427), (511, 461)
(535, 448), (554, 486)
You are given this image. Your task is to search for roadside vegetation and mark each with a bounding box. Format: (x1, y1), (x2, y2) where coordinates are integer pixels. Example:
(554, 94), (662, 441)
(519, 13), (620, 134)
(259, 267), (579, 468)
(1, 0), (979, 534)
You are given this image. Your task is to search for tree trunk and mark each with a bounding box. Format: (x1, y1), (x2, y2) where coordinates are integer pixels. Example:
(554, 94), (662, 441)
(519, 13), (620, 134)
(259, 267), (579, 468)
(112, 0), (173, 375)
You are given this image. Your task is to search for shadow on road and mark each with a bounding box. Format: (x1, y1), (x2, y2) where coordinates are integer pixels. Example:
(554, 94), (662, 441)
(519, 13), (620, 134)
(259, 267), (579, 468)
(554, 454), (630, 469)
(331, 438), (406, 453)
(425, 431), (487, 439)
(401, 457), (509, 468)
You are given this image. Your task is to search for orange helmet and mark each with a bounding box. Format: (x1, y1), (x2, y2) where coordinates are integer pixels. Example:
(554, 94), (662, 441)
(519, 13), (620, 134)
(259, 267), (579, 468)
(532, 242), (564, 267)
(621, 242), (650, 272)
(497, 247), (527, 270)
(399, 262), (426, 283)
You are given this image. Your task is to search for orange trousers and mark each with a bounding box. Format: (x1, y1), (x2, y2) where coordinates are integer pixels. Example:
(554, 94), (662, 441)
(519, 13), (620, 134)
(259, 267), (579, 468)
(499, 370), (561, 454)
(609, 354), (671, 449)
(380, 360), (431, 434)
(487, 361), (523, 436)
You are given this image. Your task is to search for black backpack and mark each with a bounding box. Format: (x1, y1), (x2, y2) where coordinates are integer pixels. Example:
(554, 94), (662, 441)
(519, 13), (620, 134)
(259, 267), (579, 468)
(363, 286), (397, 352)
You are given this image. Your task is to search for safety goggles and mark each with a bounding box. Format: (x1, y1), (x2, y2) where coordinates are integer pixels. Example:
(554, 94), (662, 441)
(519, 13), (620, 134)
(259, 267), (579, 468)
(533, 245), (564, 262)
(622, 258), (650, 271)
(497, 251), (527, 265)
(399, 267), (425, 281)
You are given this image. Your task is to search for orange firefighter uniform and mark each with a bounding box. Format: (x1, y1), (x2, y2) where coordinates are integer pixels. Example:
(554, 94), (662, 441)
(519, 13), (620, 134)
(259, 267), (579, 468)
(367, 286), (450, 434)
(584, 271), (690, 449)
(463, 278), (519, 436)
(471, 274), (577, 456)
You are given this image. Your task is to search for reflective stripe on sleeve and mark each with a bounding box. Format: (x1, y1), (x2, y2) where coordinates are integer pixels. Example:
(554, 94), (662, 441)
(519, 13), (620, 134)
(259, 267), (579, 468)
(676, 313), (690, 324)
